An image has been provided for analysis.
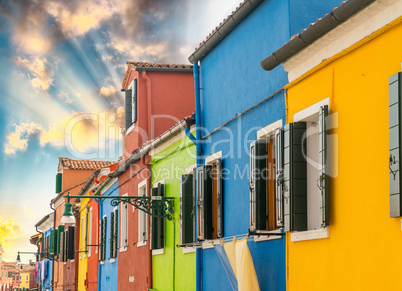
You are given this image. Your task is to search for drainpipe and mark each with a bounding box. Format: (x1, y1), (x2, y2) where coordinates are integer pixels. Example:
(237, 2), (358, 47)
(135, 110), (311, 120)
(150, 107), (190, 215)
(193, 62), (202, 291)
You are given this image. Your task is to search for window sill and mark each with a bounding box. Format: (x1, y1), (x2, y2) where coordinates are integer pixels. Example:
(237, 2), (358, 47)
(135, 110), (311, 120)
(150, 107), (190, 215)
(110, 258), (116, 263)
(202, 239), (220, 249)
(182, 246), (197, 254)
(152, 249), (164, 255)
(100, 261), (104, 265)
(137, 241), (147, 247)
(290, 227), (330, 242)
(119, 247), (128, 253)
(253, 228), (284, 242)
(125, 123), (136, 135)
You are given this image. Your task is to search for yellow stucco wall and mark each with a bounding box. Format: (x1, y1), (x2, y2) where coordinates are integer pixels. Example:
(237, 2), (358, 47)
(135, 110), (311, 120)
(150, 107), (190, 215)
(77, 198), (89, 291)
(285, 20), (402, 290)
(19, 272), (30, 289)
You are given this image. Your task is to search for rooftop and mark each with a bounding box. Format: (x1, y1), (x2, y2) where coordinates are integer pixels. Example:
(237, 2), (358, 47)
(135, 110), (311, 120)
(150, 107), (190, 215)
(58, 157), (117, 171)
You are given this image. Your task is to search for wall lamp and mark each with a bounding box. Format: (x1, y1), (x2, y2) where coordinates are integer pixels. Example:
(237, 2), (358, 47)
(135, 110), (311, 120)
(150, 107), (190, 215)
(16, 251), (57, 262)
(61, 191), (175, 221)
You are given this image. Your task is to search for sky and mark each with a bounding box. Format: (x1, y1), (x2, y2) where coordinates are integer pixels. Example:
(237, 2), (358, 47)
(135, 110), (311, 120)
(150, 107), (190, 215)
(0, 0), (241, 263)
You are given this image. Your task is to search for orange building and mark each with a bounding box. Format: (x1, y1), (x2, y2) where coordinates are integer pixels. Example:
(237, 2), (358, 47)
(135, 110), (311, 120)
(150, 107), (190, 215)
(51, 157), (116, 291)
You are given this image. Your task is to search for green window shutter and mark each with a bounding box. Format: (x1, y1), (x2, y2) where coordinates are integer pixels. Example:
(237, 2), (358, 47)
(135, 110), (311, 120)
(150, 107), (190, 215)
(180, 174), (194, 244)
(132, 79), (137, 123)
(319, 105), (330, 227)
(216, 158), (223, 238)
(250, 140), (268, 231)
(151, 186), (165, 250)
(110, 212), (114, 258)
(102, 217), (107, 261)
(197, 165), (213, 240)
(57, 225), (64, 255)
(50, 230), (57, 255)
(192, 169), (197, 243)
(275, 128), (284, 227)
(56, 173), (62, 193)
(125, 89), (133, 130)
(113, 209), (118, 258)
(283, 122), (307, 232)
(60, 231), (65, 262)
(389, 72), (402, 217)
(67, 226), (75, 260)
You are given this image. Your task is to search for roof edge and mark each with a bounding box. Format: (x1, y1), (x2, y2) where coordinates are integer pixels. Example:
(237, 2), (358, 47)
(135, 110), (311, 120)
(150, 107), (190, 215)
(188, 0), (263, 64)
(261, 0), (375, 71)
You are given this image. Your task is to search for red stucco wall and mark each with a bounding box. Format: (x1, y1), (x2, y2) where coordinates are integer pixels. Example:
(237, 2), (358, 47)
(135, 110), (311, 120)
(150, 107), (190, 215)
(122, 70), (194, 156)
(118, 156), (152, 291)
(86, 198), (99, 291)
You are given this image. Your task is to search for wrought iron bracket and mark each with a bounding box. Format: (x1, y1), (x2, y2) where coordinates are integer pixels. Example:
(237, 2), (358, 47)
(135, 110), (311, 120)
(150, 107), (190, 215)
(65, 193), (175, 221)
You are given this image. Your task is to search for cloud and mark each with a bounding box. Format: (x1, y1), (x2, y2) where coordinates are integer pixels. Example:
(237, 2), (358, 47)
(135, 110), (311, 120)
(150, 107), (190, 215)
(0, 217), (21, 249)
(100, 85), (117, 97)
(23, 206), (34, 219)
(14, 57), (54, 92)
(4, 108), (125, 157)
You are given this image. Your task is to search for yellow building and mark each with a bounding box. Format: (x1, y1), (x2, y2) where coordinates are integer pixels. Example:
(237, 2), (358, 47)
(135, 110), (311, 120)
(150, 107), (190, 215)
(261, 0), (402, 289)
(76, 192), (90, 291)
(19, 265), (35, 290)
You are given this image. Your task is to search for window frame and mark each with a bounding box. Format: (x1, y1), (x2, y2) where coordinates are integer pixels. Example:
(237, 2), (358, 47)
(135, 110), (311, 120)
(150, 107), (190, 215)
(137, 179), (148, 247)
(151, 179), (165, 254)
(120, 193), (129, 252)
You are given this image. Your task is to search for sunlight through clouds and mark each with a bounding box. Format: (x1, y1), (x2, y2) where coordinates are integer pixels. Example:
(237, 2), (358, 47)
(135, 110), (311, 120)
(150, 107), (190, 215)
(0, 217), (21, 249)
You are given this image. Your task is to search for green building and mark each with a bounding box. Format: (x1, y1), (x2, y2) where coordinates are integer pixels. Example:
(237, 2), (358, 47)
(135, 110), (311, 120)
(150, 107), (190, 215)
(150, 120), (196, 291)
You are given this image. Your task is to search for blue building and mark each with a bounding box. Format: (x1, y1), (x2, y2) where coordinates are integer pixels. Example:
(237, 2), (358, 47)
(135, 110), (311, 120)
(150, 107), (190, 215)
(188, 0), (342, 290)
(98, 178), (119, 291)
(35, 214), (54, 291)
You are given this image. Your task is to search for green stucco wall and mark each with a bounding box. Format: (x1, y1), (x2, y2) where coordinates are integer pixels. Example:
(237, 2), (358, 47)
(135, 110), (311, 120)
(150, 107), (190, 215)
(150, 133), (196, 291)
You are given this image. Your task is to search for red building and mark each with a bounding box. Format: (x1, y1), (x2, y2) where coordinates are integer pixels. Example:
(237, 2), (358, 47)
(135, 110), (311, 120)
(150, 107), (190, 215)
(116, 61), (194, 290)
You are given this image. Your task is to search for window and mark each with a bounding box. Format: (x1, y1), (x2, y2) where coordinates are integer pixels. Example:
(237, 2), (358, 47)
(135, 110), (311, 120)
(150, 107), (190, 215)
(120, 194), (129, 252)
(283, 99), (329, 233)
(50, 229), (58, 255)
(250, 120), (283, 232)
(88, 208), (92, 257)
(57, 225), (64, 255)
(151, 181), (165, 250)
(196, 154), (223, 240)
(110, 207), (118, 259)
(66, 226), (75, 260)
(138, 180), (148, 246)
(100, 215), (107, 261)
(125, 78), (137, 131)
(26, 275), (28, 282)
(389, 72), (402, 217)
(180, 172), (195, 245)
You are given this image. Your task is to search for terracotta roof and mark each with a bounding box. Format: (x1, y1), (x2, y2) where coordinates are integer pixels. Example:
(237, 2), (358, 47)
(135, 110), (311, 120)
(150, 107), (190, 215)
(127, 61), (193, 70)
(20, 265), (35, 272)
(58, 157), (117, 171)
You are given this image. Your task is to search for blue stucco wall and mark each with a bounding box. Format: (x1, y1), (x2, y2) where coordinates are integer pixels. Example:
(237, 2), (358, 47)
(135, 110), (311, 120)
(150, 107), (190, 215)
(197, 0), (342, 290)
(99, 180), (119, 291)
(41, 228), (53, 291)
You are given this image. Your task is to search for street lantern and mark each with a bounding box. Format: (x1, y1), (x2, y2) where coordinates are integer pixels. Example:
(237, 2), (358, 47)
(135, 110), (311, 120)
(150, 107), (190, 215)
(61, 194), (76, 225)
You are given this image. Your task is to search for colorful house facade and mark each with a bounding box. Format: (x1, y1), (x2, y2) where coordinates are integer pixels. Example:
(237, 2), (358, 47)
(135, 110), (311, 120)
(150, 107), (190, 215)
(115, 61), (195, 290)
(188, 0), (342, 290)
(35, 213), (54, 291)
(149, 118), (196, 291)
(19, 264), (36, 291)
(261, 0), (402, 289)
(51, 157), (116, 291)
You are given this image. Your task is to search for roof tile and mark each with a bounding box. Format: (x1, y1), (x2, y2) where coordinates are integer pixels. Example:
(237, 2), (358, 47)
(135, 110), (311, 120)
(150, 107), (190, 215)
(58, 157), (117, 171)
(127, 61), (193, 70)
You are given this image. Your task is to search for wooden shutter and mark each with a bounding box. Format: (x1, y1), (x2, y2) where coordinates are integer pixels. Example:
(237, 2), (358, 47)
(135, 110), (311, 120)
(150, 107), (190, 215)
(192, 169), (197, 242)
(283, 122), (307, 232)
(102, 217), (107, 261)
(275, 128), (284, 227)
(151, 185), (165, 250)
(125, 89), (133, 130)
(55, 173), (62, 193)
(114, 209), (118, 258)
(197, 165), (213, 240)
(110, 212), (115, 258)
(61, 231), (66, 262)
(67, 226), (75, 260)
(132, 79), (137, 123)
(180, 174), (194, 244)
(85, 212), (89, 253)
(216, 159), (223, 238)
(99, 219), (104, 261)
(158, 184), (165, 249)
(319, 105), (330, 227)
(58, 225), (64, 256)
(50, 230), (57, 255)
(250, 140), (268, 231)
(389, 72), (402, 217)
